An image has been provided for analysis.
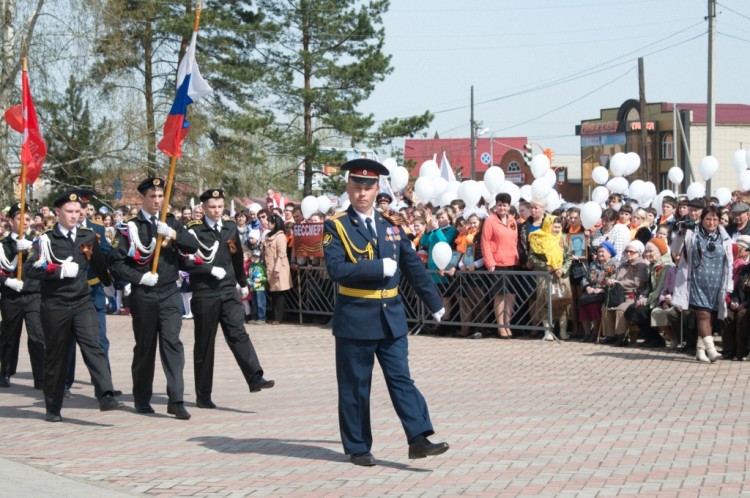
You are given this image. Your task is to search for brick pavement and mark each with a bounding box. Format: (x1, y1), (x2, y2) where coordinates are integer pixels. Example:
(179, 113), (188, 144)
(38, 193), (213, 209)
(1, 316), (749, 497)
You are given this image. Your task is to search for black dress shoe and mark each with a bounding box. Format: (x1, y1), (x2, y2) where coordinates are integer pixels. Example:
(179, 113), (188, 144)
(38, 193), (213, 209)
(45, 411), (62, 422)
(112, 389), (123, 397)
(167, 402), (191, 420)
(99, 394), (125, 411)
(135, 404), (155, 414)
(408, 437), (449, 459)
(350, 452), (376, 466)
(33, 380), (44, 390)
(0, 376), (10, 388)
(196, 399), (216, 409)
(250, 377), (275, 392)
(599, 337), (617, 345)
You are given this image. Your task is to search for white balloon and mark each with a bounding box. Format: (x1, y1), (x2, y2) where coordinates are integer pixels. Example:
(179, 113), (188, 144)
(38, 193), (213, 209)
(625, 152), (641, 175)
(746, 150), (750, 169)
(606, 177), (629, 194)
(543, 168), (557, 187)
(686, 182), (705, 200)
(447, 180), (461, 193)
(628, 180), (644, 201)
(531, 177), (552, 198)
(432, 177), (448, 199)
(439, 191), (457, 207)
(714, 187), (732, 207)
(580, 201), (603, 230)
(340, 200), (350, 211)
(591, 186), (610, 205)
(382, 157), (398, 175)
(641, 182), (657, 205)
(301, 195), (318, 219)
(499, 181), (521, 207)
(390, 166), (409, 191)
(740, 170), (750, 191)
(546, 190), (560, 212)
(483, 166), (505, 193)
(247, 202), (262, 214)
(732, 150), (747, 174)
(414, 176), (435, 202)
(339, 192), (349, 205)
(458, 180), (481, 208)
(520, 184), (533, 202)
(316, 195), (331, 215)
(699, 156), (719, 181)
(530, 154), (551, 179)
(479, 182), (492, 204)
(419, 160), (440, 179)
(667, 166), (684, 185)
(431, 241), (453, 270)
(609, 152), (628, 177)
(592, 166), (609, 185)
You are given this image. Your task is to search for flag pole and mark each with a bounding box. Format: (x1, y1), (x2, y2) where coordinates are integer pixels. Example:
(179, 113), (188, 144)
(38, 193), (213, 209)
(16, 57), (29, 280)
(150, 3), (203, 275)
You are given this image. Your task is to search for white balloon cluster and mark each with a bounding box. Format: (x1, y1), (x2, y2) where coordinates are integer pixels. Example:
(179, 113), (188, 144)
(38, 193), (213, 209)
(301, 195), (334, 219)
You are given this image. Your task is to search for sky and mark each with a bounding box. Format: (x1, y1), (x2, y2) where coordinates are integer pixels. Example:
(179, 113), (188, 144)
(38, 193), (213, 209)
(360, 0), (750, 157)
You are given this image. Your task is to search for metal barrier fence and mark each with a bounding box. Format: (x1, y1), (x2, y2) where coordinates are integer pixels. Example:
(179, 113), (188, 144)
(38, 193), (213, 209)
(286, 266), (556, 336)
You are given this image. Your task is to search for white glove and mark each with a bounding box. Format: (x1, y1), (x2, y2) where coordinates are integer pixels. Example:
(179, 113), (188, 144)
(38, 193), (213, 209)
(156, 221), (175, 239)
(239, 286), (249, 299)
(382, 258), (397, 277)
(4, 278), (24, 292)
(15, 238), (32, 251)
(211, 267), (227, 280)
(140, 272), (159, 287)
(60, 261), (80, 278)
(432, 307), (446, 322)
(104, 285), (115, 297)
(124, 283), (132, 297)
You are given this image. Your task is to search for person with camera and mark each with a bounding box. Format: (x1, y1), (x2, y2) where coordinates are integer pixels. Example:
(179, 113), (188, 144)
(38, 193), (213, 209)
(672, 206), (734, 363)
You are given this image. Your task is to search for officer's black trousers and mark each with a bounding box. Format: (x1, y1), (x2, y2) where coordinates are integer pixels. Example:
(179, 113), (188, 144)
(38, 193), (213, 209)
(0, 293), (44, 382)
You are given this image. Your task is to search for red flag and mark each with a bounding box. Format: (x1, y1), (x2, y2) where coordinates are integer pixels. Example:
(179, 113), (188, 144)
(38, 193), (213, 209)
(19, 69), (47, 184)
(4, 105), (23, 133)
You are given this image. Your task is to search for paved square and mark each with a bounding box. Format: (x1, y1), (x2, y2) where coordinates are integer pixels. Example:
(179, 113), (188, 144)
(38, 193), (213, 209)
(1, 316), (749, 497)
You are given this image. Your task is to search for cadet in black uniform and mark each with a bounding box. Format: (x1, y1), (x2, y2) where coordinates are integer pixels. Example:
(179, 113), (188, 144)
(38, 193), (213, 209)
(180, 189), (274, 409)
(108, 178), (199, 420)
(0, 202), (44, 389)
(323, 159), (449, 466)
(24, 190), (123, 422)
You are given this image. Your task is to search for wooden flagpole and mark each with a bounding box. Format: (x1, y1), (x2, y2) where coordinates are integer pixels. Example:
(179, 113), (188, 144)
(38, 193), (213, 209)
(16, 57), (29, 280)
(150, 3), (203, 275)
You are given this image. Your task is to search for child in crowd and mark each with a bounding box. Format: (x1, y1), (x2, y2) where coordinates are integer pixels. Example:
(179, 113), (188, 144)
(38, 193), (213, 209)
(178, 270), (193, 319)
(241, 249), (254, 322)
(249, 249), (268, 324)
(246, 229), (261, 254)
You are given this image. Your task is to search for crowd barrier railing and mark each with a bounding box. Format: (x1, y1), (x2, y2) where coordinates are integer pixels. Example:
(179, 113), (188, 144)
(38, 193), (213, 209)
(285, 266), (554, 336)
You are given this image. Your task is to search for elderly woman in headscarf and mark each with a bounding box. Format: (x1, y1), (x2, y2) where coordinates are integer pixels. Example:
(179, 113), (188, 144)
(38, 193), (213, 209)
(528, 215), (572, 340)
(578, 241), (619, 342)
(600, 240), (649, 346)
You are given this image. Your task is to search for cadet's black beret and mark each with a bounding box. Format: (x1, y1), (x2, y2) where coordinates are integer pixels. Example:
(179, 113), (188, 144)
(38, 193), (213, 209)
(200, 189), (225, 202)
(54, 189), (93, 208)
(137, 177), (166, 194)
(7, 202), (29, 219)
(340, 159), (389, 185)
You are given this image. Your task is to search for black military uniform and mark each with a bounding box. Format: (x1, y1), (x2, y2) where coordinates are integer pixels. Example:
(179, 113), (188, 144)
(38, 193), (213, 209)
(0, 202), (44, 389)
(24, 191), (122, 422)
(108, 178), (199, 418)
(180, 189), (274, 409)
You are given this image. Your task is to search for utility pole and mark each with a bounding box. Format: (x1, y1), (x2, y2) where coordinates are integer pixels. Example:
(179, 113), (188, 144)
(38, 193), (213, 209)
(470, 85), (476, 180)
(706, 0), (716, 194)
(638, 57), (648, 182)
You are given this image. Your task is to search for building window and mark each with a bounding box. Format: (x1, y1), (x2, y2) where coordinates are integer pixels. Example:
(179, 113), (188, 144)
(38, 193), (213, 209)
(556, 167), (567, 183)
(508, 160), (521, 173)
(661, 132), (674, 160)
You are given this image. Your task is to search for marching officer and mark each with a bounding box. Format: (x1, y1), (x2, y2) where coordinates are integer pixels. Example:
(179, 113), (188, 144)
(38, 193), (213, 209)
(108, 178), (199, 420)
(0, 202), (44, 389)
(180, 188), (274, 409)
(323, 158), (449, 466)
(24, 190), (123, 422)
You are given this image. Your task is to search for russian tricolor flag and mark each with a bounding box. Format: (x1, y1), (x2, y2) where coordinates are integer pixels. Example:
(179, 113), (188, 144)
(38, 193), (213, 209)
(158, 31), (213, 157)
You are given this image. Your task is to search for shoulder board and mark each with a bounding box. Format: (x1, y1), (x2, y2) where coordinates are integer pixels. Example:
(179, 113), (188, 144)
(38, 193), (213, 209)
(222, 215), (232, 221)
(79, 226), (94, 232)
(125, 215), (137, 222)
(166, 212), (176, 219)
(88, 219), (104, 226)
(43, 228), (54, 234)
(330, 212), (347, 220)
(186, 220), (203, 228)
